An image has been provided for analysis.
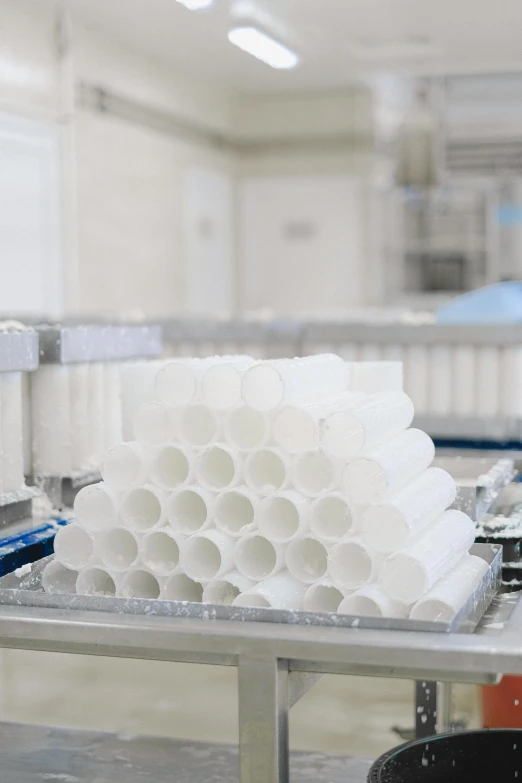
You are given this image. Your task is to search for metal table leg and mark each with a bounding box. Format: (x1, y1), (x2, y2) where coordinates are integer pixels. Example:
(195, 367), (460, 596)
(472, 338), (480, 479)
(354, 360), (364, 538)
(436, 682), (453, 734)
(238, 655), (289, 783)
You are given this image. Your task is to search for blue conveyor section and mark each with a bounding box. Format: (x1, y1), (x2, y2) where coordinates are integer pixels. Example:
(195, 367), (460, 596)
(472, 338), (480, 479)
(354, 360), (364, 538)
(0, 517), (68, 577)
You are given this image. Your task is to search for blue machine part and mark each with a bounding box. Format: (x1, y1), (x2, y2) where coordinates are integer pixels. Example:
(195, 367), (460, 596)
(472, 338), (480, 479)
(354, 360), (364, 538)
(0, 517), (69, 577)
(436, 281), (522, 324)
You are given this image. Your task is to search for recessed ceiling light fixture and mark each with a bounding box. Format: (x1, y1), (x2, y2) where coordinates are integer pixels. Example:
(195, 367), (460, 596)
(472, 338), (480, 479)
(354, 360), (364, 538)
(175, 0), (214, 10)
(228, 26), (299, 69)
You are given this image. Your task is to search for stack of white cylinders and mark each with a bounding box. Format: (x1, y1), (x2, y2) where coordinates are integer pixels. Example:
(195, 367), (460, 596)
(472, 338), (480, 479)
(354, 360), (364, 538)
(47, 354), (480, 619)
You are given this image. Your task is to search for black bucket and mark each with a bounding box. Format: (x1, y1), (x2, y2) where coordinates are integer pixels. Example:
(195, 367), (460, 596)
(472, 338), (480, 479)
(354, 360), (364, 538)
(368, 729), (522, 782)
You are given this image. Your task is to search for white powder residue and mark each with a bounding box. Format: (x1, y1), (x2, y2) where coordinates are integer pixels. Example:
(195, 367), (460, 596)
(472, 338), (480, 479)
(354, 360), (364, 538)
(14, 563), (32, 578)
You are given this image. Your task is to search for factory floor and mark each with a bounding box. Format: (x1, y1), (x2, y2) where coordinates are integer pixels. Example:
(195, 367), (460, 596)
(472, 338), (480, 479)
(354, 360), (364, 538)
(0, 651), (482, 759)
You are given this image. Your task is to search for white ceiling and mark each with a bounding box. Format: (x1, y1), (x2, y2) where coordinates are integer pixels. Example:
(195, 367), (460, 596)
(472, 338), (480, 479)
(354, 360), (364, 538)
(65, 0), (522, 92)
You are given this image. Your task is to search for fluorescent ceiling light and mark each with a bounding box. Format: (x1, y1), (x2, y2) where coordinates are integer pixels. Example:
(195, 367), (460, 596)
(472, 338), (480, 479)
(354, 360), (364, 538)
(228, 26), (299, 69)
(176, 0), (214, 10)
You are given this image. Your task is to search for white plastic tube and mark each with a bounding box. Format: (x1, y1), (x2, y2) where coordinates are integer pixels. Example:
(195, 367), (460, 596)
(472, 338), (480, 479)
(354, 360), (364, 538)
(311, 493), (360, 543)
(69, 364), (90, 472)
(349, 361), (403, 393)
(42, 559), (78, 595)
(101, 442), (148, 492)
(120, 568), (162, 599)
(234, 533), (286, 580)
(286, 535), (330, 584)
(244, 449), (289, 495)
(500, 347), (522, 417)
(155, 357), (251, 408)
(357, 345), (381, 362)
(233, 573), (306, 610)
(132, 401), (177, 445)
(103, 363), (123, 453)
(201, 357), (254, 410)
(214, 487), (257, 537)
(0, 372), (24, 492)
(476, 346), (500, 417)
(162, 573), (204, 602)
(272, 392), (365, 454)
(338, 584), (409, 619)
(258, 491), (310, 543)
(343, 428), (435, 505)
(409, 554), (488, 622)
(452, 346), (476, 417)
(224, 406), (271, 452)
(196, 445), (242, 491)
(120, 359), (166, 440)
(380, 509), (476, 604)
(178, 404), (220, 448)
(140, 529), (184, 577)
(328, 539), (383, 591)
(76, 566), (118, 597)
(303, 580), (346, 613)
(166, 486), (214, 535)
(74, 483), (119, 532)
(404, 345), (428, 415)
(428, 345), (452, 416)
(202, 571), (254, 605)
(149, 444), (193, 491)
(54, 524), (96, 570)
(21, 372), (32, 476)
(89, 363), (105, 466)
(120, 485), (166, 532)
(241, 355), (350, 411)
(362, 467), (457, 553)
(31, 365), (72, 476)
(292, 449), (341, 497)
(320, 390), (414, 459)
(182, 530), (236, 582)
(98, 527), (140, 572)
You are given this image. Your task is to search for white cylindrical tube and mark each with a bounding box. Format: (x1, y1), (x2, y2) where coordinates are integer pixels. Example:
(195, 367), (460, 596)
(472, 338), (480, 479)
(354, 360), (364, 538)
(303, 580), (346, 613)
(427, 345), (452, 416)
(120, 568), (162, 599)
(349, 361), (403, 393)
(120, 485), (166, 532)
(69, 364), (90, 473)
(178, 404), (220, 448)
(257, 490), (310, 543)
(362, 467), (457, 554)
(286, 535), (330, 584)
(338, 584), (409, 619)
(140, 529), (184, 577)
(404, 345), (428, 415)
(98, 527), (140, 572)
(132, 401), (177, 446)
(476, 346), (500, 417)
(328, 539), (383, 591)
(182, 529), (236, 582)
(311, 493), (360, 543)
(88, 363), (105, 467)
(166, 486), (214, 535)
(320, 390), (414, 459)
(500, 346), (522, 417)
(101, 442), (148, 492)
(162, 573), (204, 602)
(195, 445), (242, 491)
(272, 392), (366, 454)
(214, 487), (257, 537)
(234, 533), (286, 581)
(0, 372), (24, 492)
(233, 572), (306, 610)
(54, 523), (96, 570)
(155, 357), (251, 408)
(202, 571), (254, 605)
(21, 372), (32, 476)
(201, 358), (254, 410)
(409, 554), (489, 622)
(452, 345), (476, 417)
(380, 509), (476, 604)
(383, 345), (403, 363)
(241, 355), (350, 411)
(149, 444), (193, 491)
(292, 449), (342, 497)
(76, 566), (118, 597)
(224, 406), (271, 452)
(31, 365), (72, 476)
(120, 359), (166, 440)
(244, 449), (289, 495)
(343, 428), (435, 505)
(103, 363), (123, 453)
(74, 483), (119, 532)
(42, 559), (78, 595)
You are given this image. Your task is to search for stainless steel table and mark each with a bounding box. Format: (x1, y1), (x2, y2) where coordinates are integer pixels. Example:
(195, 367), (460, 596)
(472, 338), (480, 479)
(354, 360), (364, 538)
(0, 587), (518, 783)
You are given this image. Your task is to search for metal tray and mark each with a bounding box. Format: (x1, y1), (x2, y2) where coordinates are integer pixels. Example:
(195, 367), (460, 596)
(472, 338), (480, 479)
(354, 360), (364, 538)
(0, 543), (501, 636)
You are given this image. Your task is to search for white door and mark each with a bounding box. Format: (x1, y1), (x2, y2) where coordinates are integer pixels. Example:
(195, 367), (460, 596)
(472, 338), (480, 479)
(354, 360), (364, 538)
(240, 175), (363, 317)
(0, 113), (62, 317)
